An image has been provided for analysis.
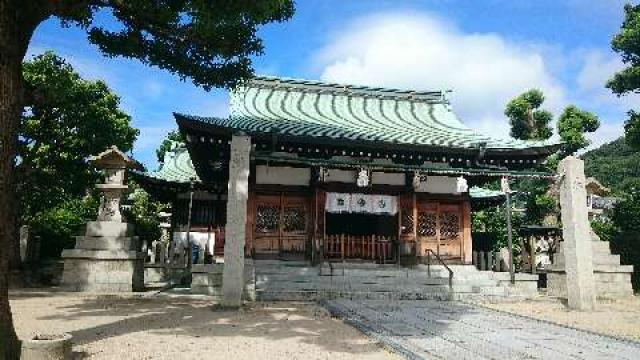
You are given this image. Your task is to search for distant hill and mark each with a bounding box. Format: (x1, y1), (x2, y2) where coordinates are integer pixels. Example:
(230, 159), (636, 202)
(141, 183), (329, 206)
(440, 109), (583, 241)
(582, 137), (640, 196)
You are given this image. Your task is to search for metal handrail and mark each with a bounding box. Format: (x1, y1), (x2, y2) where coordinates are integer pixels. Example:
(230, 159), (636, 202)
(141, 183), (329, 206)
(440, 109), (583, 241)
(425, 249), (453, 289)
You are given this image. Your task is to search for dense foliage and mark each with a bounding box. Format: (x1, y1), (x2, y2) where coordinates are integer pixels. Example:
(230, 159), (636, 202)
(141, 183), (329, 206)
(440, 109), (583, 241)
(558, 105), (600, 156)
(30, 197), (99, 260)
(503, 90), (599, 226)
(124, 184), (169, 251)
(20, 52), (138, 220)
(504, 89), (553, 141)
(582, 137), (640, 196)
(591, 192), (640, 291)
(472, 205), (524, 254)
(608, 4), (640, 150)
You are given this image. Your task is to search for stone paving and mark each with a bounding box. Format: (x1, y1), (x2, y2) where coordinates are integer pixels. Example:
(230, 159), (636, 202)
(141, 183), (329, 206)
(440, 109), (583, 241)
(324, 299), (640, 360)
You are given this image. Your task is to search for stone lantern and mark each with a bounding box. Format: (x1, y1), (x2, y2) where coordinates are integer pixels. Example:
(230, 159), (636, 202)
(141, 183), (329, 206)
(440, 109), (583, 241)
(61, 146), (144, 292)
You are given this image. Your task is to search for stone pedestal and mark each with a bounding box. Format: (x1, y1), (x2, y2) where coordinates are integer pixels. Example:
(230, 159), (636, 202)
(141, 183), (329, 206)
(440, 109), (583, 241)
(222, 134), (252, 307)
(61, 146), (144, 292)
(548, 231), (634, 299)
(61, 221), (144, 292)
(556, 156), (596, 310)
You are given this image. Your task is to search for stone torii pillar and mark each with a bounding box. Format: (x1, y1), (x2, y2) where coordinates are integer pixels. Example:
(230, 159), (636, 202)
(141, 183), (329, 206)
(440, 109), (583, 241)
(222, 134), (251, 307)
(558, 156), (596, 310)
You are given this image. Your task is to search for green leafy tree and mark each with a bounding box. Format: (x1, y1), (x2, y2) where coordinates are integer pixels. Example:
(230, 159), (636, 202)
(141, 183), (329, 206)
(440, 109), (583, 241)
(607, 4), (640, 149)
(16, 51), (138, 262)
(608, 4), (640, 150)
(0, 2), (294, 356)
(504, 89), (553, 141)
(20, 51), (138, 220)
(557, 105), (600, 157)
(156, 130), (185, 163)
(504, 91), (599, 225)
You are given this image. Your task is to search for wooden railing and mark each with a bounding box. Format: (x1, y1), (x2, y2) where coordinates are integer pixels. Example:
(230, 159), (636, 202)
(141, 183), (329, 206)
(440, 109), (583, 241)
(324, 234), (395, 263)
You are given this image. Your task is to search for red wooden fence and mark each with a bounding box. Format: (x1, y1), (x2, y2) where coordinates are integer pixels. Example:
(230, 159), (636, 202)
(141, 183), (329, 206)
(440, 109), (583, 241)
(324, 234), (395, 262)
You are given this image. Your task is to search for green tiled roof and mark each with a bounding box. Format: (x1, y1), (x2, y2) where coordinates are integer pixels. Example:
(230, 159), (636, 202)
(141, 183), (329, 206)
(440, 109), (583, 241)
(176, 76), (559, 152)
(133, 146), (199, 184)
(468, 186), (506, 200)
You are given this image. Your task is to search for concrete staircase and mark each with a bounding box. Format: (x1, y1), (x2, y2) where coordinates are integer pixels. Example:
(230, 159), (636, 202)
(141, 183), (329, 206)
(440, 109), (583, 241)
(547, 237), (634, 299)
(255, 260), (539, 302)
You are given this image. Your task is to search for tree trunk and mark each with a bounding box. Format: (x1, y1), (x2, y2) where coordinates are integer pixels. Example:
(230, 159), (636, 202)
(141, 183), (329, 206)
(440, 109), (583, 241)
(1, 1), (42, 358)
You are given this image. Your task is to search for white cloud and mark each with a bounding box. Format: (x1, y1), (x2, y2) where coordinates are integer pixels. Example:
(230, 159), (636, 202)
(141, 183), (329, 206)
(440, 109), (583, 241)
(576, 49), (640, 110)
(315, 12), (567, 139)
(583, 119), (624, 153)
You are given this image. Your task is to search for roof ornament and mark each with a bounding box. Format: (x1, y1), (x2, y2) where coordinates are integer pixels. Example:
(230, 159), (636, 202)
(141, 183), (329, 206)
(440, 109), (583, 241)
(456, 176), (469, 193)
(412, 171), (422, 190)
(357, 168), (370, 188)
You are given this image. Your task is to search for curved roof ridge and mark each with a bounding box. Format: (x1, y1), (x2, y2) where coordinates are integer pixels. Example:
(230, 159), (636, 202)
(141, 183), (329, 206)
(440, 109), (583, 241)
(247, 75), (448, 103)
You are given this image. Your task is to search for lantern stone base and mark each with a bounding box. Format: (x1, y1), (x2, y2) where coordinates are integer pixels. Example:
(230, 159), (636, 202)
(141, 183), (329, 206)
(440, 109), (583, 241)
(548, 240), (634, 299)
(61, 221), (144, 292)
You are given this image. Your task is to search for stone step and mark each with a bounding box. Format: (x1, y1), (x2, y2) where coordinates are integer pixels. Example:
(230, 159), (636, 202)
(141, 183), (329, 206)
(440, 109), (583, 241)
(256, 267), (452, 279)
(256, 284), (521, 302)
(553, 254), (622, 268)
(255, 274), (452, 285)
(594, 264), (633, 273)
(256, 290), (455, 301)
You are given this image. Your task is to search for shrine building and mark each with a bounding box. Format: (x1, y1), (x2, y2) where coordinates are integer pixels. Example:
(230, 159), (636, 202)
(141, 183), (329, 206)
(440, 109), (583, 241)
(133, 76), (558, 266)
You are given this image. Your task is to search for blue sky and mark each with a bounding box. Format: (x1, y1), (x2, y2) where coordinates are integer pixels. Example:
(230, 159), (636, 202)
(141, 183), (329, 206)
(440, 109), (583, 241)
(27, 0), (639, 169)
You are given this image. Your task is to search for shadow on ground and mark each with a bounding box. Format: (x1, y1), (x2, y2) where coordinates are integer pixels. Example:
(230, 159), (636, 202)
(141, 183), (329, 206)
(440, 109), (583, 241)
(10, 289), (410, 358)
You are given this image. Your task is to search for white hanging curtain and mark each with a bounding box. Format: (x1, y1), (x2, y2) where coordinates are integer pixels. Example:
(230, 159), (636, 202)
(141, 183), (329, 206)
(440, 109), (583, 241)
(350, 193), (373, 213)
(325, 192), (351, 213)
(371, 195), (398, 215)
(325, 192), (397, 215)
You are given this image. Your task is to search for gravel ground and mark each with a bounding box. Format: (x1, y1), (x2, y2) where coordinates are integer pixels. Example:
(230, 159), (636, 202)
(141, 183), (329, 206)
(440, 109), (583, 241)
(10, 290), (399, 360)
(478, 295), (640, 341)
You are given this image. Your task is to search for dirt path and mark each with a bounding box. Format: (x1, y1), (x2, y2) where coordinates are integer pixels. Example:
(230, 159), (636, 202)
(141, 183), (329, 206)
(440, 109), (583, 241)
(10, 291), (398, 360)
(479, 296), (640, 341)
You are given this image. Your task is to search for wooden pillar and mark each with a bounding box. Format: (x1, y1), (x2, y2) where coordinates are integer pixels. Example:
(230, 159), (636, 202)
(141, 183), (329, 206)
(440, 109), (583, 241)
(462, 201), (472, 264)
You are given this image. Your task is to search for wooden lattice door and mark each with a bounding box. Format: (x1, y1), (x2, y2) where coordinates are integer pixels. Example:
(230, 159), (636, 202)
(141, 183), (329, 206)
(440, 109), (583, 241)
(416, 201), (463, 262)
(254, 195), (281, 254)
(280, 196), (308, 254)
(253, 194), (308, 256)
(437, 204), (463, 260)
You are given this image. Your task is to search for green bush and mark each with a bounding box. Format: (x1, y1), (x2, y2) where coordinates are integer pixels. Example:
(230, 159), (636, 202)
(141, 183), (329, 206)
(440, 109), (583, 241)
(591, 217), (616, 242)
(610, 231), (640, 291)
(607, 192), (640, 292)
(123, 185), (168, 250)
(472, 206), (524, 254)
(30, 196), (98, 260)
